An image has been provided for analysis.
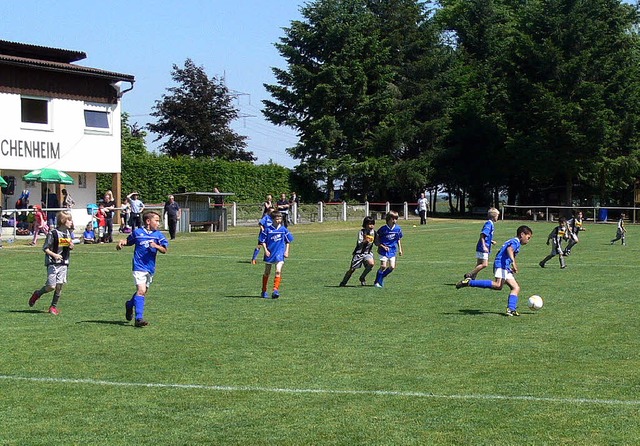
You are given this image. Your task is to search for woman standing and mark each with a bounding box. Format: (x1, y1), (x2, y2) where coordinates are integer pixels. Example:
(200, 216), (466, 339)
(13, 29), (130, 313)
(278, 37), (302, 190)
(101, 190), (116, 242)
(262, 194), (273, 216)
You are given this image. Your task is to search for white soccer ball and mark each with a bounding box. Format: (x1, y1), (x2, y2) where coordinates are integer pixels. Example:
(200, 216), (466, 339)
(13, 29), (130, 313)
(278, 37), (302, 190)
(528, 295), (544, 310)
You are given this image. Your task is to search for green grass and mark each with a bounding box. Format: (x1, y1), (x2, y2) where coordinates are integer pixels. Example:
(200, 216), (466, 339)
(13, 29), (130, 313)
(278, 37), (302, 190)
(1, 218), (639, 445)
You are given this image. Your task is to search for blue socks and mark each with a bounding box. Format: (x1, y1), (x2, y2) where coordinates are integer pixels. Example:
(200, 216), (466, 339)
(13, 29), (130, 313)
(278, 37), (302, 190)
(375, 268), (394, 285)
(507, 294), (518, 311)
(470, 279), (493, 289)
(252, 248), (260, 260)
(128, 294), (145, 320)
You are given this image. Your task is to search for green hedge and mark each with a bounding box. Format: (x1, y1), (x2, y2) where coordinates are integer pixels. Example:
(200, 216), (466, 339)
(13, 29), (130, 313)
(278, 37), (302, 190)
(97, 153), (294, 204)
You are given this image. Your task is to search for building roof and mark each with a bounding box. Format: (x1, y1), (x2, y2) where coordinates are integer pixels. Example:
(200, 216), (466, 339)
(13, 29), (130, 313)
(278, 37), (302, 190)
(0, 39), (86, 63)
(0, 39), (134, 82)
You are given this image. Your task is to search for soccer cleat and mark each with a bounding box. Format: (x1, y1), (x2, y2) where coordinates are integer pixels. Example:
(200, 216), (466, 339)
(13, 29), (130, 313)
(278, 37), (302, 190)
(28, 291), (40, 307)
(564, 250), (571, 256)
(374, 282), (383, 288)
(455, 278), (471, 289)
(261, 291), (269, 298)
(539, 261), (545, 268)
(463, 273), (472, 279)
(48, 306), (59, 316)
(339, 282), (347, 287)
(251, 259), (257, 265)
(505, 308), (520, 317)
(134, 319), (149, 327)
(272, 290), (280, 299)
(125, 302), (134, 321)
(360, 280), (366, 286)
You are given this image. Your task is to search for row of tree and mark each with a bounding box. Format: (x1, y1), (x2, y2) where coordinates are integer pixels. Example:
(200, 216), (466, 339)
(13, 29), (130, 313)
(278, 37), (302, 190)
(262, 0), (640, 209)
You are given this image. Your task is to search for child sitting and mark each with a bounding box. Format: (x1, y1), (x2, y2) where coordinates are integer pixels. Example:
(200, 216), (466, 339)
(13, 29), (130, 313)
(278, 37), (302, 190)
(82, 222), (96, 244)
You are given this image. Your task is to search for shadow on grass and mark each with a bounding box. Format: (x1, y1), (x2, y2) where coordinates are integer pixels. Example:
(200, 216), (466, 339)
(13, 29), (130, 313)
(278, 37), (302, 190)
(225, 295), (275, 299)
(445, 309), (537, 317)
(76, 320), (130, 326)
(9, 309), (46, 314)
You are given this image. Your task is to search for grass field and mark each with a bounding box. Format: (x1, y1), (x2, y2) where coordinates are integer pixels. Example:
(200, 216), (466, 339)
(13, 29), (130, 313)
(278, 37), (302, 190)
(1, 218), (639, 445)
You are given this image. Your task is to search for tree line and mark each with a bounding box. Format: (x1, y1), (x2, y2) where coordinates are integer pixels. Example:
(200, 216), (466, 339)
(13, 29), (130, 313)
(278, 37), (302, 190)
(263, 0), (640, 210)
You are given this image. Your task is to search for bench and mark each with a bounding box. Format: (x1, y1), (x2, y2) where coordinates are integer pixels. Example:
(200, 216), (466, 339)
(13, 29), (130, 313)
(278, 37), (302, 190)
(189, 221), (219, 232)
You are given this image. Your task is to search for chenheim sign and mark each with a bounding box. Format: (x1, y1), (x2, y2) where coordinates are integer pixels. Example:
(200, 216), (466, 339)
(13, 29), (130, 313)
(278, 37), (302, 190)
(0, 139), (60, 159)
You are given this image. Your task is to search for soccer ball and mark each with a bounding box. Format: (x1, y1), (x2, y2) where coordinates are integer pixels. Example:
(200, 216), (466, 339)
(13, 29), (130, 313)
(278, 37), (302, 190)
(528, 295), (544, 310)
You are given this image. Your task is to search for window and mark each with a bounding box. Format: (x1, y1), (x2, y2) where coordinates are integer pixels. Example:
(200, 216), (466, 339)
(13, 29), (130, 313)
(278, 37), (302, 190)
(84, 103), (112, 134)
(78, 173), (87, 188)
(84, 110), (109, 128)
(21, 97), (51, 130)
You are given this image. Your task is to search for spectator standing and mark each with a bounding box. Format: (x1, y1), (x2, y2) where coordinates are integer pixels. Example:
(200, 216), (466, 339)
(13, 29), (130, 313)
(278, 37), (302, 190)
(290, 192), (300, 224)
(127, 192), (145, 229)
(96, 203), (107, 243)
(262, 194), (273, 216)
(101, 190), (116, 243)
(45, 189), (59, 228)
(276, 193), (290, 227)
(120, 199), (131, 233)
(163, 194), (182, 240)
(62, 189), (75, 208)
(417, 192), (429, 225)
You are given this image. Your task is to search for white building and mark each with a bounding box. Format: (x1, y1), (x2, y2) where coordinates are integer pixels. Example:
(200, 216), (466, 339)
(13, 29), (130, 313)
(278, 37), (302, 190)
(0, 39), (134, 229)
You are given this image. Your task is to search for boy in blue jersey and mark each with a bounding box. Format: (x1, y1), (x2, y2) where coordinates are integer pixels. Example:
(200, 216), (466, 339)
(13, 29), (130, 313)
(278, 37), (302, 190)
(463, 207), (500, 279)
(251, 206), (274, 264)
(117, 211), (168, 327)
(373, 211), (403, 288)
(28, 211), (75, 315)
(456, 225), (533, 316)
(259, 211), (294, 298)
(339, 216), (377, 287)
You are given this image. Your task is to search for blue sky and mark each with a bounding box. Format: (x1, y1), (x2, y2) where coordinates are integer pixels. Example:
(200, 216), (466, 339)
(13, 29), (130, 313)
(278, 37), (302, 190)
(0, 0), (304, 167)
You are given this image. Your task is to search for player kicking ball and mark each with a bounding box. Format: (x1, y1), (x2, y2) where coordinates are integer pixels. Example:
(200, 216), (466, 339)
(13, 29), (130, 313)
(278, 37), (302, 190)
(456, 225), (533, 316)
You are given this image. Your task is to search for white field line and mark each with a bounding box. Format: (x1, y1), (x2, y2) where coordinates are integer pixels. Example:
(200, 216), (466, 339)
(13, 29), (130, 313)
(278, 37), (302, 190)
(0, 375), (638, 407)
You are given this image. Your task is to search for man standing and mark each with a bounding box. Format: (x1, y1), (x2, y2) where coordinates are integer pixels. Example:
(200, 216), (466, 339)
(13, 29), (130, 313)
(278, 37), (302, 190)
(127, 192), (145, 229)
(163, 195), (181, 240)
(276, 193), (290, 227)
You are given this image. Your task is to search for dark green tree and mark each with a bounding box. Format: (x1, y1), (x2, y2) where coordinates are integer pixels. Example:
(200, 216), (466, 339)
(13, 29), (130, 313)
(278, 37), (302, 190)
(505, 0), (640, 205)
(264, 0), (420, 200)
(437, 0), (640, 207)
(148, 59), (255, 161)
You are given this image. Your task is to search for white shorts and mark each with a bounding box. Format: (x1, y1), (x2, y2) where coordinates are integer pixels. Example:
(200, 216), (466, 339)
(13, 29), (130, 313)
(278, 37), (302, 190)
(475, 252), (489, 261)
(494, 268), (513, 281)
(133, 271), (154, 287)
(46, 264), (68, 286)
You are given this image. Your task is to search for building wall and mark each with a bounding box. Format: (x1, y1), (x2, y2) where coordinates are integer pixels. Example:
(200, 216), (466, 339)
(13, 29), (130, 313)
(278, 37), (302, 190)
(0, 92), (122, 172)
(0, 91), (123, 229)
